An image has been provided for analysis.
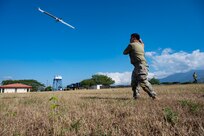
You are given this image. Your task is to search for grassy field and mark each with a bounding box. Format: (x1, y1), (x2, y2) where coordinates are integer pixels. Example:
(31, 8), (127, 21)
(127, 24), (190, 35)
(0, 84), (204, 136)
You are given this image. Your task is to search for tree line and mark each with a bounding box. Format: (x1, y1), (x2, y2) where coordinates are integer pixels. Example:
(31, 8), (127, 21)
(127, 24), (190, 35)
(0, 75), (115, 92)
(1, 76), (163, 92)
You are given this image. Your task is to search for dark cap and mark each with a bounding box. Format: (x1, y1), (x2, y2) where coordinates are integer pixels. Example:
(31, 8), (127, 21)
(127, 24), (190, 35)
(131, 33), (140, 40)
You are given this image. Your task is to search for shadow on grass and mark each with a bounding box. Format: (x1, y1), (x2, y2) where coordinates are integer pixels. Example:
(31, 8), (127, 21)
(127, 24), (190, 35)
(1, 96), (28, 99)
(80, 96), (130, 101)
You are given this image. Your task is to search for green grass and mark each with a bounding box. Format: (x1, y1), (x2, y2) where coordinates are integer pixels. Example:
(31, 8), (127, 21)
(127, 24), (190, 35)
(179, 99), (203, 113)
(163, 107), (178, 125)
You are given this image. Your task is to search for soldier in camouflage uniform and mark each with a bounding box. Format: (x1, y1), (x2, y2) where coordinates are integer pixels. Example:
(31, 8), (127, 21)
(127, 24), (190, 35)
(193, 72), (198, 83)
(123, 33), (156, 99)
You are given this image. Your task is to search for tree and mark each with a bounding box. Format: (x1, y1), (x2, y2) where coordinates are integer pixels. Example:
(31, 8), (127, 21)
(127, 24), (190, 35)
(80, 79), (95, 88)
(80, 74), (115, 88)
(1, 79), (45, 92)
(149, 77), (160, 85)
(44, 86), (52, 91)
(92, 74), (115, 86)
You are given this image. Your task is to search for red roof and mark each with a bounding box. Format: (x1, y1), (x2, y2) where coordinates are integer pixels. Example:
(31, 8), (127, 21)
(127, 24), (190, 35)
(0, 83), (32, 88)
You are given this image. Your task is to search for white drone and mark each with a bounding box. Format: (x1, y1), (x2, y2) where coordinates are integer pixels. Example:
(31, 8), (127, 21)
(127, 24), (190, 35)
(38, 7), (75, 29)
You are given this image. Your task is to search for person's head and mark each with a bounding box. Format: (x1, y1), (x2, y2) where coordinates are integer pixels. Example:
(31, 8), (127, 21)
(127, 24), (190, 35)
(130, 33), (140, 43)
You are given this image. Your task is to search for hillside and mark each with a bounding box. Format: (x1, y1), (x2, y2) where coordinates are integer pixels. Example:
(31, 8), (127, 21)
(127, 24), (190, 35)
(159, 70), (204, 83)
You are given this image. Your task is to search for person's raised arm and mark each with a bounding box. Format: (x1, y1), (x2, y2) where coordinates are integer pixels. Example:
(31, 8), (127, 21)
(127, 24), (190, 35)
(123, 44), (132, 55)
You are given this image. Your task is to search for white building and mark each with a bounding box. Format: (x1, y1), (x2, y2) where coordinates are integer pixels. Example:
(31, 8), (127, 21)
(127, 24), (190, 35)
(92, 84), (103, 90)
(0, 83), (32, 93)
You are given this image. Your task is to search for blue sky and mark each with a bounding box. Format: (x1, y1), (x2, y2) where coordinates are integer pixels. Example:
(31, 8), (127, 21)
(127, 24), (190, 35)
(0, 0), (204, 86)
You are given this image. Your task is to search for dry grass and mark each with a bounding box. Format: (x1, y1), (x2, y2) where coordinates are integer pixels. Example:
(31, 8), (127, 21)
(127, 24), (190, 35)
(0, 84), (204, 136)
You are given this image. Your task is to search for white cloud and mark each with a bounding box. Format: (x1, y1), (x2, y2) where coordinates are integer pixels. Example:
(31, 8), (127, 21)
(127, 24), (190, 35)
(161, 48), (173, 55)
(148, 72), (155, 79)
(2, 76), (13, 80)
(0, 76), (13, 84)
(145, 51), (156, 57)
(97, 72), (131, 85)
(146, 49), (204, 78)
(97, 72), (154, 85)
(98, 49), (204, 85)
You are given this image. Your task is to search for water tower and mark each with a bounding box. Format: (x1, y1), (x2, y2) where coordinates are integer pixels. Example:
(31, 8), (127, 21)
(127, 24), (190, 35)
(53, 75), (63, 91)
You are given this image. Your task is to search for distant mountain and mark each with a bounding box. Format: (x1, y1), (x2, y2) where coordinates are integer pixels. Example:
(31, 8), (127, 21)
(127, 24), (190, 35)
(159, 70), (204, 83)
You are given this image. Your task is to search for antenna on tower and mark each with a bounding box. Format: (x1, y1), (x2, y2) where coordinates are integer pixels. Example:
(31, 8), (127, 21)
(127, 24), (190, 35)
(52, 75), (63, 91)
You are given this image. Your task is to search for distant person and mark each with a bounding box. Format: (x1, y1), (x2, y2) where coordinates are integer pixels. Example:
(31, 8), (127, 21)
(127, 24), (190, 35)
(123, 33), (156, 99)
(193, 72), (198, 83)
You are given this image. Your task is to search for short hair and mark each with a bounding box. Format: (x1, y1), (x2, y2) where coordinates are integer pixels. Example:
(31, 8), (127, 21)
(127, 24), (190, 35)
(131, 33), (140, 40)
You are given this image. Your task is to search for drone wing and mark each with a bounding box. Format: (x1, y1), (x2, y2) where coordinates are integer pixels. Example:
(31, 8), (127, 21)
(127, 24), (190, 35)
(38, 8), (44, 13)
(38, 7), (58, 20)
(38, 7), (76, 29)
(59, 20), (75, 29)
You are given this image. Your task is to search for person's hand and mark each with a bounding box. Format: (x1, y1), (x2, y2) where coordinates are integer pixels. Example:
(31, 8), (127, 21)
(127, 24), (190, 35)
(139, 39), (144, 46)
(139, 38), (143, 43)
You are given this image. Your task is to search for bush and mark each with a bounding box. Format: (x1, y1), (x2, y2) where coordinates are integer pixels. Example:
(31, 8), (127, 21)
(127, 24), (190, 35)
(163, 107), (178, 125)
(44, 86), (52, 91)
(179, 100), (202, 113)
(149, 77), (160, 85)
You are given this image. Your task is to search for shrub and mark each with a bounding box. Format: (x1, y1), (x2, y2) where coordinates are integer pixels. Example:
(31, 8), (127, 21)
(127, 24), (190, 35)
(179, 100), (202, 113)
(163, 107), (178, 125)
(149, 77), (160, 85)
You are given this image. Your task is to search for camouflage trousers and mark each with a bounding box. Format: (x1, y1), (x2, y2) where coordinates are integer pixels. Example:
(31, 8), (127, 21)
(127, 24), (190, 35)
(131, 64), (156, 98)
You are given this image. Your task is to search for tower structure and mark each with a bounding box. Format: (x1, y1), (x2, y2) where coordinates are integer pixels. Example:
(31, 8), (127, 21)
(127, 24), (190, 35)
(53, 75), (63, 91)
